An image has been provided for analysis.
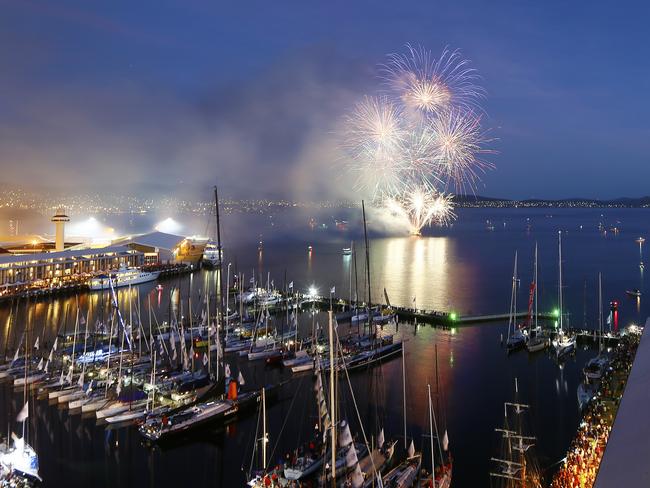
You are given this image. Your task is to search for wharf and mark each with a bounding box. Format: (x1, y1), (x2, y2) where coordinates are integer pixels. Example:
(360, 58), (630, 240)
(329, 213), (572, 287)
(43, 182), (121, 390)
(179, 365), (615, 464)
(0, 263), (192, 303)
(594, 318), (650, 487)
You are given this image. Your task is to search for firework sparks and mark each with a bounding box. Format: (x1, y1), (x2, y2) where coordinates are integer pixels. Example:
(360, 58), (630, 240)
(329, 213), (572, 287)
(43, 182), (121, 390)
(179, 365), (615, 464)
(431, 109), (494, 193)
(341, 44), (495, 235)
(385, 187), (455, 235)
(381, 44), (484, 116)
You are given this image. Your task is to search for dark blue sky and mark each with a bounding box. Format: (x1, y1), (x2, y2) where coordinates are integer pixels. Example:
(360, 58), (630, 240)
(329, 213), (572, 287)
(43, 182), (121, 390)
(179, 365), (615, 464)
(1, 0), (649, 199)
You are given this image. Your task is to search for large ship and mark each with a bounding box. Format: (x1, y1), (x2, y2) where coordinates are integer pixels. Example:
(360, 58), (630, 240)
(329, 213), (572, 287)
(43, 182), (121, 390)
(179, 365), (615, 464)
(88, 264), (160, 290)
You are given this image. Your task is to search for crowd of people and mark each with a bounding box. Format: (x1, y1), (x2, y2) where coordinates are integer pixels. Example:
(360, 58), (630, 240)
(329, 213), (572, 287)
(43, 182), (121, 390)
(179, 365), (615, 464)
(550, 332), (640, 488)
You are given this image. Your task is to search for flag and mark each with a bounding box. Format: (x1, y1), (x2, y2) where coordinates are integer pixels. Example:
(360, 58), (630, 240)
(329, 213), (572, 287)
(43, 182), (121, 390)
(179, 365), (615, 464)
(225, 363), (231, 378)
(34, 337), (39, 350)
(407, 439), (415, 458)
(288, 281), (293, 289)
(237, 371), (245, 385)
(202, 353), (208, 366)
(37, 358), (44, 371)
(330, 286), (335, 294)
(606, 311), (612, 326)
(65, 366), (73, 384)
(16, 402), (28, 422)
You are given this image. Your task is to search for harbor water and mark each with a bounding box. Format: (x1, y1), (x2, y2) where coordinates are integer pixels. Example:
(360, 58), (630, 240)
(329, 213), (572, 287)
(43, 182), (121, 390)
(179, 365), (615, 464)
(1, 207), (648, 487)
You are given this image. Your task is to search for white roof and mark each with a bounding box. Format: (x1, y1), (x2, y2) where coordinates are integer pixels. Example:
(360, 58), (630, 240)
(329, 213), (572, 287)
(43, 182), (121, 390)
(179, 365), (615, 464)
(0, 246), (136, 265)
(112, 231), (185, 251)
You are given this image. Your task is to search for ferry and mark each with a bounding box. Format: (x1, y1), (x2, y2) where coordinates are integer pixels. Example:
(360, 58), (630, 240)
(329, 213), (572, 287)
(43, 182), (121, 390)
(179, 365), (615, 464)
(202, 241), (221, 268)
(626, 289), (642, 298)
(89, 264), (160, 290)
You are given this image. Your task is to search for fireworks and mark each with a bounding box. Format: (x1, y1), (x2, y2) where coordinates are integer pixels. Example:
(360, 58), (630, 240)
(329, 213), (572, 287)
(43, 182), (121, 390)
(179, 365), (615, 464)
(381, 44), (485, 116)
(386, 188), (455, 235)
(342, 44), (494, 235)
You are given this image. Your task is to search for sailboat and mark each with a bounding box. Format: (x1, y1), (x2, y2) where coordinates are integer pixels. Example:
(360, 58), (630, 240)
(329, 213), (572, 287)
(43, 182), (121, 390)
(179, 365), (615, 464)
(506, 252), (526, 352)
(552, 232), (576, 358)
(1, 316), (42, 483)
(202, 186), (223, 268)
(526, 244), (547, 353)
(381, 346), (422, 487)
(583, 273), (609, 381)
(489, 380), (542, 488)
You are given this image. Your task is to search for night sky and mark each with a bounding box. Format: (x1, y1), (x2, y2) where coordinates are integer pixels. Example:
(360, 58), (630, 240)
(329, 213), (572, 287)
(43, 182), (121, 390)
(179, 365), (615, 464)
(1, 0), (649, 199)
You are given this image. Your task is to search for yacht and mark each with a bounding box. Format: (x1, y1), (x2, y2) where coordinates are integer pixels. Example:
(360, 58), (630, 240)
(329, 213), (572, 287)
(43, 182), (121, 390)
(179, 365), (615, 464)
(202, 241), (221, 268)
(0, 435), (41, 482)
(89, 264), (160, 290)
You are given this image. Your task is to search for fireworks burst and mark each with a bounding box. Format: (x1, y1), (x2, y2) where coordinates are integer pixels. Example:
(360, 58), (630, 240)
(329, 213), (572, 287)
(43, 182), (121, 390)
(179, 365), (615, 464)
(342, 44), (495, 234)
(381, 44), (485, 116)
(431, 109), (494, 193)
(385, 187), (455, 235)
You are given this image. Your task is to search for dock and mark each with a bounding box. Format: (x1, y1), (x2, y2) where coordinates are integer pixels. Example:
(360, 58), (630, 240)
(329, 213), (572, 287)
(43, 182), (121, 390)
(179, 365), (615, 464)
(594, 318), (650, 487)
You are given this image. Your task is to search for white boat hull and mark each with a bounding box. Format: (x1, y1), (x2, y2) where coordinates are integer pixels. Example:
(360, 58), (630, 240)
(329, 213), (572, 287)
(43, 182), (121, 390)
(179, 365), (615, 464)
(89, 270), (160, 290)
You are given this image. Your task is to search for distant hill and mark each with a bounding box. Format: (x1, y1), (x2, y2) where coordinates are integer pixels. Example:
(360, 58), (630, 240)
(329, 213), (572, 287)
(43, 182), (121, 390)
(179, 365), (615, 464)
(453, 195), (650, 208)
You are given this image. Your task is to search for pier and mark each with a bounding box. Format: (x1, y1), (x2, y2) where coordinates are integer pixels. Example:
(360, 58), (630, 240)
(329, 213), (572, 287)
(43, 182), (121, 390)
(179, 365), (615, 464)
(594, 318), (650, 487)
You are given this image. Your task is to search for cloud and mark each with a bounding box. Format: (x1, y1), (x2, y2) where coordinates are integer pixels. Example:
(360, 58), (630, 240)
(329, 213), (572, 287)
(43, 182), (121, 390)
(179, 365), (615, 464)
(0, 48), (368, 201)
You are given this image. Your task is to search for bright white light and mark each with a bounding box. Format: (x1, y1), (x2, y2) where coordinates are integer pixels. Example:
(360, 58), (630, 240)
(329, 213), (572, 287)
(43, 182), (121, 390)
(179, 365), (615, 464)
(308, 286), (318, 298)
(67, 217), (116, 243)
(155, 218), (182, 234)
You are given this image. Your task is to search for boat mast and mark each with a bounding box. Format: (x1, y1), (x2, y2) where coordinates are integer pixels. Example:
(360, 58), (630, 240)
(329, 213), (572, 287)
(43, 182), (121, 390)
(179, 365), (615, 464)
(353, 242), (360, 336)
(534, 243), (538, 330)
(348, 241), (353, 312)
(328, 310), (336, 486)
(427, 383), (435, 480)
(598, 272), (603, 354)
(262, 386), (267, 471)
(214, 185), (225, 334)
(558, 231), (563, 333)
(362, 201), (371, 334)
(402, 344), (407, 449)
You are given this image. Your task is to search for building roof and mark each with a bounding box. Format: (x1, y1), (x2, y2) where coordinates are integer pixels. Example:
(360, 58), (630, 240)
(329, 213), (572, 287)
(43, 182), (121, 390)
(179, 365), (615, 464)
(0, 246), (136, 265)
(112, 231), (185, 251)
(594, 318), (650, 487)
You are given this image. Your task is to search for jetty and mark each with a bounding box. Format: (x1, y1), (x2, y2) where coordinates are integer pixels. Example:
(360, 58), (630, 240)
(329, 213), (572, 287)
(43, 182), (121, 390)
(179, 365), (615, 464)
(594, 318), (650, 487)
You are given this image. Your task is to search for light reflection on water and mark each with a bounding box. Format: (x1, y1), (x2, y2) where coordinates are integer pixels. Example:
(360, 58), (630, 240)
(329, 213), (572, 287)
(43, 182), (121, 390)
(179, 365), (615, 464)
(0, 208), (648, 487)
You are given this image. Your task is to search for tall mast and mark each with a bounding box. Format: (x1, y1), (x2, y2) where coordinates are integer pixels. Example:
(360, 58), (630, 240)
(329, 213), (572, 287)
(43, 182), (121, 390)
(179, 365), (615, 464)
(402, 344), (407, 449)
(534, 243), (538, 329)
(328, 310), (336, 486)
(598, 272), (603, 353)
(362, 201), (372, 332)
(558, 231), (563, 333)
(427, 383), (435, 479)
(214, 186), (225, 332)
(262, 386), (267, 470)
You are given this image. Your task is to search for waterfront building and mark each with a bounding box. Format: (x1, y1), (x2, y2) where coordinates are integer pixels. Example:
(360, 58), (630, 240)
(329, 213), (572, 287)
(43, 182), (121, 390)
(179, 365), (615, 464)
(0, 246), (143, 297)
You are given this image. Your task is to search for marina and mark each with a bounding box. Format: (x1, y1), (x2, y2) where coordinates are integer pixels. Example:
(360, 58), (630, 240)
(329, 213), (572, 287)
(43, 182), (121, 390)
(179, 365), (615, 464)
(1, 3), (648, 485)
(0, 207), (648, 487)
